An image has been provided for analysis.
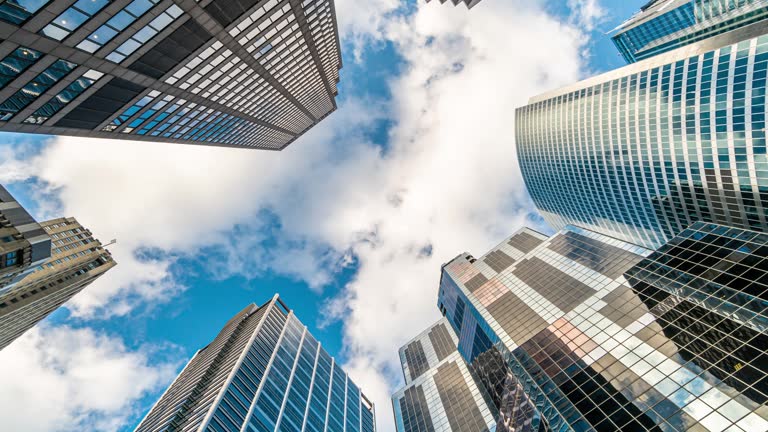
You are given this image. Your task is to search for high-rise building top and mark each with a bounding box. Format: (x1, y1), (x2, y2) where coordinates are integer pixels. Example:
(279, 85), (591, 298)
(0, 185), (51, 289)
(135, 294), (376, 432)
(612, 0), (768, 63)
(517, 20), (768, 249)
(430, 224), (768, 432)
(0, 216), (115, 350)
(424, 0), (483, 9)
(392, 317), (497, 432)
(0, 0), (342, 150)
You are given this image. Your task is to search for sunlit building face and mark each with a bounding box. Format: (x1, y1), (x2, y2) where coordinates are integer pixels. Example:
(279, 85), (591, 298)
(426, 225), (768, 432)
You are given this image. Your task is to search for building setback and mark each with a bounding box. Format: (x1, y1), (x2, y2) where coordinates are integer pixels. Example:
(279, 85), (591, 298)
(0, 216), (116, 350)
(391, 317), (497, 432)
(0, 0), (342, 150)
(0, 184), (50, 289)
(517, 21), (768, 249)
(412, 226), (768, 432)
(135, 294), (376, 432)
(424, 0), (483, 9)
(612, 0), (768, 63)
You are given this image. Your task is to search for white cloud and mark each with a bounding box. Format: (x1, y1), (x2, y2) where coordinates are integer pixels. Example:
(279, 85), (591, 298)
(568, 0), (607, 31)
(0, 324), (178, 432)
(0, 1), (600, 430)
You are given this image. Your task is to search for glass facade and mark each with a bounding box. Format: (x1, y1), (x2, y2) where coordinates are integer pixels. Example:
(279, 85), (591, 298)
(612, 0), (768, 63)
(517, 24), (768, 249)
(392, 318), (498, 432)
(135, 295), (376, 432)
(430, 225), (768, 432)
(0, 0), (342, 150)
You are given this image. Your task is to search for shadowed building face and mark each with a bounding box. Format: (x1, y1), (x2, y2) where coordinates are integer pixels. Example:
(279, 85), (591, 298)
(0, 0), (342, 150)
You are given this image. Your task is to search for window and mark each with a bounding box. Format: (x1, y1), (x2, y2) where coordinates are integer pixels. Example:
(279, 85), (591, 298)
(40, 0), (110, 41)
(76, 0), (164, 54)
(0, 0), (50, 25)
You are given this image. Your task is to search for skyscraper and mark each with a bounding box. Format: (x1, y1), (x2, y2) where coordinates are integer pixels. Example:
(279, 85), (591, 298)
(135, 294), (376, 432)
(612, 0), (768, 63)
(429, 226), (768, 432)
(0, 216), (116, 350)
(517, 20), (768, 249)
(0, 184), (51, 289)
(0, 0), (342, 150)
(391, 317), (497, 432)
(424, 0), (483, 9)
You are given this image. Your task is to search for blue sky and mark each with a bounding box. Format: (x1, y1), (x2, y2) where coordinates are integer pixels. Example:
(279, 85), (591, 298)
(0, 1), (648, 431)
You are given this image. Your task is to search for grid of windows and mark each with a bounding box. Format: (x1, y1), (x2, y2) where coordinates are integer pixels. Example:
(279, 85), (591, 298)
(76, 0), (162, 53)
(39, 0), (111, 41)
(612, 0), (768, 63)
(0, 0), (49, 25)
(0, 0), (342, 150)
(0, 217), (114, 351)
(0, 46), (42, 88)
(435, 225), (768, 431)
(0, 58), (78, 121)
(517, 31), (768, 249)
(483, 250), (516, 273)
(507, 232), (544, 254)
(392, 351), (497, 432)
(136, 296), (376, 432)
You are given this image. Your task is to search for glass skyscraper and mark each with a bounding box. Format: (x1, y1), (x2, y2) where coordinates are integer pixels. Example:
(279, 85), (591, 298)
(427, 225), (768, 432)
(611, 0), (768, 63)
(391, 317), (498, 432)
(0, 0), (342, 150)
(135, 294), (376, 432)
(517, 20), (768, 249)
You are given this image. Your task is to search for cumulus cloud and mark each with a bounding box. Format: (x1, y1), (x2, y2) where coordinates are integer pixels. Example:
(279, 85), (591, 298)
(0, 325), (178, 432)
(0, 0), (602, 430)
(568, 0), (607, 31)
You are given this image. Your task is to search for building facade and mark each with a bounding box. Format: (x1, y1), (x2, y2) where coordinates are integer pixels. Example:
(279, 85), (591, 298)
(434, 226), (768, 432)
(612, 0), (768, 63)
(424, 0), (483, 9)
(0, 0), (342, 150)
(0, 216), (116, 350)
(391, 317), (498, 432)
(517, 21), (768, 249)
(0, 184), (50, 289)
(135, 294), (376, 432)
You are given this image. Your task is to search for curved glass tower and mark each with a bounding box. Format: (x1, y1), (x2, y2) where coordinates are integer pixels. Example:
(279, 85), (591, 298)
(517, 22), (768, 249)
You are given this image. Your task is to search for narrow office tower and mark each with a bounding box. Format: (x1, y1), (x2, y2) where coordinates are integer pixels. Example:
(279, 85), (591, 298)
(0, 0), (342, 150)
(135, 294), (376, 432)
(0, 185), (50, 289)
(392, 318), (497, 432)
(517, 22), (768, 249)
(425, 226), (768, 432)
(612, 0), (768, 63)
(424, 0), (483, 9)
(0, 217), (116, 350)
